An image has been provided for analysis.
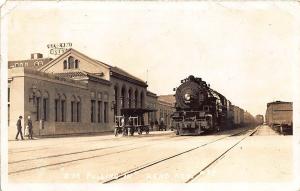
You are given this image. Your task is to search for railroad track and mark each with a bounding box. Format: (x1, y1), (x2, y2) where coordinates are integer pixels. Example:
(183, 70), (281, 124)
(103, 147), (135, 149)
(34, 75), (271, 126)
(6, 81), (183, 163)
(185, 126), (258, 183)
(101, 127), (256, 183)
(9, 126), (255, 179)
(8, 134), (193, 175)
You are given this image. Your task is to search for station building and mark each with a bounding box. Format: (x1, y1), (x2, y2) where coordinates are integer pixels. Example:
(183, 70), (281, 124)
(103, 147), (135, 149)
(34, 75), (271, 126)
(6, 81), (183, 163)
(8, 48), (175, 137)
(157, 95), (175, 129)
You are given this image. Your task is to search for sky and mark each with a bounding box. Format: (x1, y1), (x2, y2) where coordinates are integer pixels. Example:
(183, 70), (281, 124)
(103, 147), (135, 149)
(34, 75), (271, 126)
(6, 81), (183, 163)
(4, 1), (300, 116)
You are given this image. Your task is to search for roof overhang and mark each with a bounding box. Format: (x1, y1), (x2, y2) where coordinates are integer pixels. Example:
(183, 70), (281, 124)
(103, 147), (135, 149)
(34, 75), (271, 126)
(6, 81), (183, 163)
(121, 108), (157, 116)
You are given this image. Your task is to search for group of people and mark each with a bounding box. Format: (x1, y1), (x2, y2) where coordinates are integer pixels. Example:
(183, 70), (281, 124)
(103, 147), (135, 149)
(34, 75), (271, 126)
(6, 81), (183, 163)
(15, 115), (33, 140)
(149, 118), (166, 131)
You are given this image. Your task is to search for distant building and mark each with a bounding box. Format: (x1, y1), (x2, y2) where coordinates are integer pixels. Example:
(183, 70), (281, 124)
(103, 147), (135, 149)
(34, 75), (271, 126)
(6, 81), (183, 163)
(157, 95), (176, 129)
(8, 53), (53, 69)
(145, 91), (158, 124)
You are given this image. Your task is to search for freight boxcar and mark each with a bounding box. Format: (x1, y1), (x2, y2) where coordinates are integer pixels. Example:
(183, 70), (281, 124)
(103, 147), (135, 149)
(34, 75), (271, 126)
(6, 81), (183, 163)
(244, 111), (256, 126)
(232, 105), (244, 127)
(265, 101), (293, 135)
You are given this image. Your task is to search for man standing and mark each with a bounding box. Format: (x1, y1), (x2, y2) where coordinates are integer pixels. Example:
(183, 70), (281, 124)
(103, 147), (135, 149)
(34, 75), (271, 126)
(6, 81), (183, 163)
(15, 116), (24, 140)
(27, 116), (33, 140)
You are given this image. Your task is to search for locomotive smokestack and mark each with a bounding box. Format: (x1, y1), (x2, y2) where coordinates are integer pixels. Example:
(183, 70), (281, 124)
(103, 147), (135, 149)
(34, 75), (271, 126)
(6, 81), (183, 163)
(188, 75), (195, 81)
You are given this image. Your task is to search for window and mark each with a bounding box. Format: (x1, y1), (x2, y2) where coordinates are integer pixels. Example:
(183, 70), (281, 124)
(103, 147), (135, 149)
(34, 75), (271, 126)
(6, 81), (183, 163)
(98, 101), (102, 123)
(75, 59), (79, 68)
(76, 101), (81, 122)
(128, 89), (132, 108)
(55, 99), (59, 122)
(43, 98), (48, 121)
(114, 86), (118, 116)
(71, 101), (75, 122)
(104, 102), (108, 123)
(61, 100), (66, 122)
(91, 100), (96, 123)
(36, 97), (40, 121)
(63, 60), (67, 69)
(121, 87), (125, 108)
(135, 91), (138, 108)
(140, 92), (144, 108)
(68, 56), (74, 69)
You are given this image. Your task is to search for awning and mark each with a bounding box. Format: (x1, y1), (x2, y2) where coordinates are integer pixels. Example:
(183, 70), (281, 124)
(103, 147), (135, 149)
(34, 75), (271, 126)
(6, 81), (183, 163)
(121, 108), (157, 116)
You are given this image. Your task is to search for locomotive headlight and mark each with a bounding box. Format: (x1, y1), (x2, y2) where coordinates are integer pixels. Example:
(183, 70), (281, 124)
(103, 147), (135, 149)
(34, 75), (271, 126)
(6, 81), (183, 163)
(184, 93), (191, 101)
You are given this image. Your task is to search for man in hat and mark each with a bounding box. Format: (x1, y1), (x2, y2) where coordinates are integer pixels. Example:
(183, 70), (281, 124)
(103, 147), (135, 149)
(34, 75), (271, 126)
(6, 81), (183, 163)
(27, 115), (33, 139)
(15, 116), (24, 140)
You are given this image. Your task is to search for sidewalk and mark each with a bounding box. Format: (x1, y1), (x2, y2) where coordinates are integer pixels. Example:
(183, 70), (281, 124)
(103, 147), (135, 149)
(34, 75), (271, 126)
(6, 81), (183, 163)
(8, 129), (174, 141)
(253, 125), (280, 136)
(8, 130), (114, 141)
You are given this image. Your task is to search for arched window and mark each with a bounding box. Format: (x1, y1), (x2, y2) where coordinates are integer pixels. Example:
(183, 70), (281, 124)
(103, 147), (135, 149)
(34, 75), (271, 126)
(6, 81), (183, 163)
(128, 88), (132, 108)
(103, 92), (109, 123)
(55, 93), (60, 122)
(68, 56), (74, 69)
(121, 86), (126, 108)
(97, 92), (102, 123)
(35, 90), (42, 121)
(140, 92), (144, 108)
(114, 85), (119, 116)
(75, 59), (79, 69)
(42, 91), (49, 121)
(71, 95), (76, 122)
(91, 92), (96, 123)
(76, 97), (81, 122)
(61, 94), (66, 122)
(63, 60), (67, 69)
(135, 90), (138, 108)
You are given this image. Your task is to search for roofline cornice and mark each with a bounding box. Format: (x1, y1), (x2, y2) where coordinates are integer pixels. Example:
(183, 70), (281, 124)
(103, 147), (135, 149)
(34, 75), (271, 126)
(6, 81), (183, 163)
(110, 71), (148, 88)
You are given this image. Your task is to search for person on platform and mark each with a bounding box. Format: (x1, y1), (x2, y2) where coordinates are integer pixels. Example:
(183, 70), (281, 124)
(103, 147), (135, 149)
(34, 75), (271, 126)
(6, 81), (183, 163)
(150, 121), (154, 131)
(15, 116), (24, 140)
(27, 116), (33, 140)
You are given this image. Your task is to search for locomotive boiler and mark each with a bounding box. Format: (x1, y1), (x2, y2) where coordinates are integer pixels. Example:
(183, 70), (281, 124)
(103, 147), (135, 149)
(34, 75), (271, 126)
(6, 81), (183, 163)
(172, 75), (233, 135)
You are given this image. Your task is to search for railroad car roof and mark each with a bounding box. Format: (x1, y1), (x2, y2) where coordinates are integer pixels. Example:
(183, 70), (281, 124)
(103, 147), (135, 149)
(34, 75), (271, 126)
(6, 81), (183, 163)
(267, 101), (292, 107)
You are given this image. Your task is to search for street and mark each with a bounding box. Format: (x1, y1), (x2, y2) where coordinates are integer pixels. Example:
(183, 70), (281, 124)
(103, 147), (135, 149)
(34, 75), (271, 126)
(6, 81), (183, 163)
(8, 125), (292, 183)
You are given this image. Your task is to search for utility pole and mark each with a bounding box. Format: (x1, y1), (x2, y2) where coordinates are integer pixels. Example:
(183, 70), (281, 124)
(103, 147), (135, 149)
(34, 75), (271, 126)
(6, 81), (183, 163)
(146, 69), (148, 84)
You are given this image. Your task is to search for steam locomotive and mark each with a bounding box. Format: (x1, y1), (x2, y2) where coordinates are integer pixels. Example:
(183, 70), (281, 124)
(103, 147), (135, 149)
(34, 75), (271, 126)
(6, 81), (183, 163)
(172, 75), (234, 135)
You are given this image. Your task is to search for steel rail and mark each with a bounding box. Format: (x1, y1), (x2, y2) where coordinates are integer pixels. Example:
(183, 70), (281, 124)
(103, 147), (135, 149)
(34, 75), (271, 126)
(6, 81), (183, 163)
(185, 126), (259, 183)
(101, 128), (252, 183)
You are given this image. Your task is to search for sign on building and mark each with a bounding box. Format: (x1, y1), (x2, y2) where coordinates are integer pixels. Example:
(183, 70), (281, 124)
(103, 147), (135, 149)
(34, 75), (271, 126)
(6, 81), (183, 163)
(47, 43), (72, 55)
